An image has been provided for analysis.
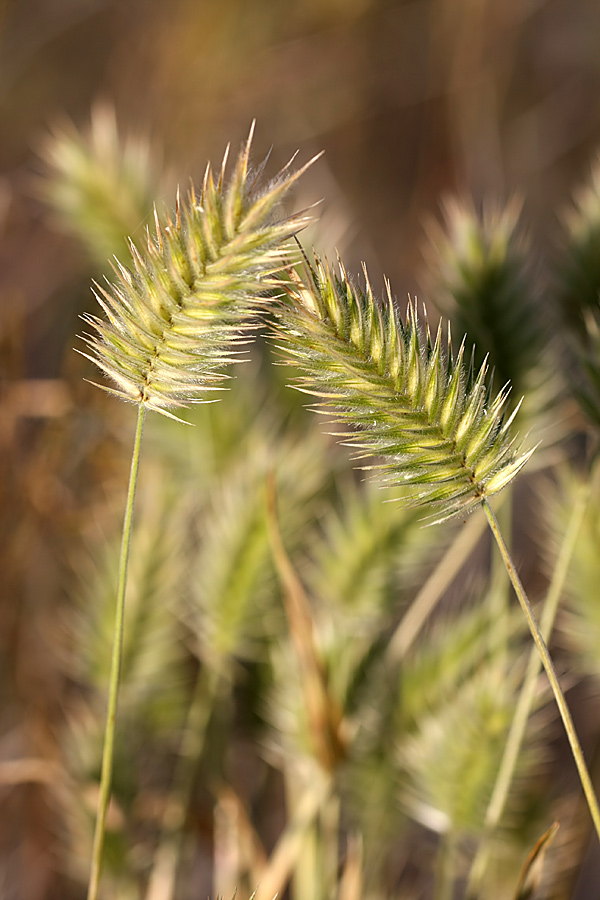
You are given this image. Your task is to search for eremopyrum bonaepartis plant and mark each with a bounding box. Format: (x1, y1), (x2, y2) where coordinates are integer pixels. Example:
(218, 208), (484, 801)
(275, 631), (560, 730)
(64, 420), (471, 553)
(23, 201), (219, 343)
(273, 253), (600, 846)
(80, 124), (317, 900)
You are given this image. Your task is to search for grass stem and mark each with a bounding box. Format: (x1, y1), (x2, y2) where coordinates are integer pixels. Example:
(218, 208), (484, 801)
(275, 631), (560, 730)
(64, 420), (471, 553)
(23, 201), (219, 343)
(482, 497), (600, 845)
(254, 772), (332, 900)
(468, 486), (588, 894)
(386, 511), (487, 663)
(488, 488), (512, 669)
(434, 830), (457, 900)
(87, 403), (146, 900)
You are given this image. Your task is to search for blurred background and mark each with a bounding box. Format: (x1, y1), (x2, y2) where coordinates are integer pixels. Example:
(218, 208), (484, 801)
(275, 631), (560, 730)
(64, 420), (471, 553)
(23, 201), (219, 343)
(4, 1), (600, 899)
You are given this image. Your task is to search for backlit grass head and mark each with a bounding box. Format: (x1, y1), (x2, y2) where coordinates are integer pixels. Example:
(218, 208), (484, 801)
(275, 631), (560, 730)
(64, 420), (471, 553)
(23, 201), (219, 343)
(275, 255), (534, 522)
(80, 125), (317, 419)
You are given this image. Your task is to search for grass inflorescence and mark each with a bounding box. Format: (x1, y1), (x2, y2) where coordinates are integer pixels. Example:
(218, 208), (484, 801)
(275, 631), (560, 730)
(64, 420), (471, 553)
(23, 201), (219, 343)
(274, 255), (534, 523)
(81, 124), (318, 418)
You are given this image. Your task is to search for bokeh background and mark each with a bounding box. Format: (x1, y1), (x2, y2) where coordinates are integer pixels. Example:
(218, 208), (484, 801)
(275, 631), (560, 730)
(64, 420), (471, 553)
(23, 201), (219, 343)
(4, 1), (600, 899)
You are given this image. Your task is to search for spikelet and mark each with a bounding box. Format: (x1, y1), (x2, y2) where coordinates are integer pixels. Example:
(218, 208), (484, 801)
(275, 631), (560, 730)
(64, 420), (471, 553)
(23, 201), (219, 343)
(80, 125), (317, 417)
(275, 255), (534, 522)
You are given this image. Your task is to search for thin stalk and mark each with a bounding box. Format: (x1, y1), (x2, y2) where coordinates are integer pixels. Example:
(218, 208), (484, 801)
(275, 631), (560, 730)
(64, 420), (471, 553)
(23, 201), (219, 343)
(434, 830), (458, 900)
(337, 833), (363, 900)
(467, 486), (588, 895)
(482, 498), (600, 844)
(386, 510), (487, 664)
(488, 488), (512, 669)
(87, 403), (146, 900)
(287, 768), (320, 900)
(320, 792), (341, 900)
(254, 771), (332, 900)
(265, 474), (344, 770)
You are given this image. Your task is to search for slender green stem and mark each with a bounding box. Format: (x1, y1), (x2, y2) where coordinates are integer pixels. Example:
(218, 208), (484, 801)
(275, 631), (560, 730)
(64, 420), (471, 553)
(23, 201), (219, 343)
(386, 510), (487, 664)
(488, 488), (512, 669)
(434, 830), (457, 900)
(467, 487), (588, 896)
(482, 497), (600, 844)
(255, 770), (332, 900)
(87, 404), (146, 900)
(321, 792), (341, 900)
(288, 767), (320, 900)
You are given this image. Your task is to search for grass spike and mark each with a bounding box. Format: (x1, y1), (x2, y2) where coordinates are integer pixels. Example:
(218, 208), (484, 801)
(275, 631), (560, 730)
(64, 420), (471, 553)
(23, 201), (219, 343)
(275, 254), (531, 521)
(83, 128), (313, 416)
